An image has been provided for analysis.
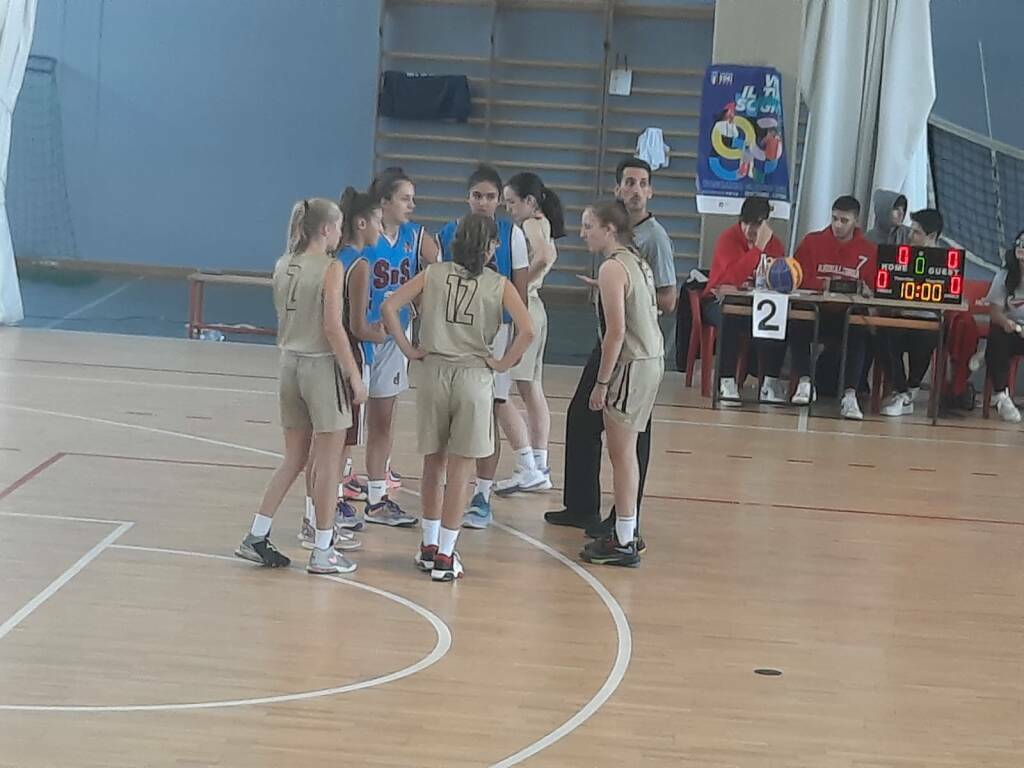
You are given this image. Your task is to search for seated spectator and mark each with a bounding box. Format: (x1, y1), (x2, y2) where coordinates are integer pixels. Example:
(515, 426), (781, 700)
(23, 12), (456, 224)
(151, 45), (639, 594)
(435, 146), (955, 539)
(880, 209), (944, 417)
(862, 188), (911, 393)
(984, 228), (1024, 423)
(703, 196), (787, 405)
(790, 195), (878, 417)
(866, 189), (911, 246)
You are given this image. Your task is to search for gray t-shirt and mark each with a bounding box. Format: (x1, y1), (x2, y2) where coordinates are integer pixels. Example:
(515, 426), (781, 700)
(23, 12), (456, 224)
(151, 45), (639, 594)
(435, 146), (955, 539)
(986, 269), (1024, 323)
(633, 215), (677, 289)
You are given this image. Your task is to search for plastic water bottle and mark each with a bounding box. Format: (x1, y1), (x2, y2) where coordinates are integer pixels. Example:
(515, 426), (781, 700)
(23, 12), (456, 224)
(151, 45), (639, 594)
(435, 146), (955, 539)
(199, 329), (225, 342)
(754, 253), (768, 290)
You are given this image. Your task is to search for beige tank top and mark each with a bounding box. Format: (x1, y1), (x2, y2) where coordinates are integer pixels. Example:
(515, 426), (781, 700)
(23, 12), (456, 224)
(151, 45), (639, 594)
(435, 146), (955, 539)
(273, 250), (336, 355)
(419, 262), (505, 366)
(523, 217), (555, 298)
(597, 246), (663, 362)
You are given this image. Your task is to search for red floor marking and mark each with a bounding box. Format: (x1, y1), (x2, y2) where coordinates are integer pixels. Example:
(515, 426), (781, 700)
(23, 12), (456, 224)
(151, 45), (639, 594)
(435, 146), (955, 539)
(0, 453), (66, 501)
(244, 419), (272, 425)
(627, 491), (1024, 527)
(64, 452), (275, 471)
(7, 357), (276, 381)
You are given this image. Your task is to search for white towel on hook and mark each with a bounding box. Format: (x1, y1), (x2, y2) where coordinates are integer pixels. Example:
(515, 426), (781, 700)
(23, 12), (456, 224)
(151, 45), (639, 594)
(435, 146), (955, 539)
(635, 127), (670, 171)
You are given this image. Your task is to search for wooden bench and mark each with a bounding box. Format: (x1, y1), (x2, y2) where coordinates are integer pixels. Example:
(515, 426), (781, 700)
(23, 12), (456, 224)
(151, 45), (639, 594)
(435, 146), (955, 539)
(186, 271), (275, 339)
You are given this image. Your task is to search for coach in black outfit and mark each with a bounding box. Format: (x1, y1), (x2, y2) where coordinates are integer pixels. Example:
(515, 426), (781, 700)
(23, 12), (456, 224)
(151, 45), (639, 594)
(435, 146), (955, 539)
(545, 158), (678, 538)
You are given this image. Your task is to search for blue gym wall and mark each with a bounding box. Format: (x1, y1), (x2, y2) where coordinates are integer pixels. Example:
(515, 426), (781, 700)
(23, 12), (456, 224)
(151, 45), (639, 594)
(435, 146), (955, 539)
(21, 0), (380, 272)
(11, 0), (1021, 271)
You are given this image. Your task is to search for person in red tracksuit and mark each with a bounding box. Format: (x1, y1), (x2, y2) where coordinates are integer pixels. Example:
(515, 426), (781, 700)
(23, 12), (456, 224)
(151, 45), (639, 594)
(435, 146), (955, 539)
(702, 196), (787, 405)
(790, 195), (878, 418)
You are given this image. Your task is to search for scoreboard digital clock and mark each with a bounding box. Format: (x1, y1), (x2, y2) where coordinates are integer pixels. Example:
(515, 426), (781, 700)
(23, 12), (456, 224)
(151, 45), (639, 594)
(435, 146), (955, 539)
(874, 244), (965, 305)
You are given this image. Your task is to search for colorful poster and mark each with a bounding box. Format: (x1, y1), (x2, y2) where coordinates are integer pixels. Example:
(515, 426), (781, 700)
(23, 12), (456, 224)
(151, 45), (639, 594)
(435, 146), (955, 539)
(697, 64), (791, 219)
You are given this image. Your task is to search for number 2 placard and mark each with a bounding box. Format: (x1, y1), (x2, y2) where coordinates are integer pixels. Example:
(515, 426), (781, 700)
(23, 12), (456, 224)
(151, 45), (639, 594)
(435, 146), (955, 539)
(752, 291), (789, 340)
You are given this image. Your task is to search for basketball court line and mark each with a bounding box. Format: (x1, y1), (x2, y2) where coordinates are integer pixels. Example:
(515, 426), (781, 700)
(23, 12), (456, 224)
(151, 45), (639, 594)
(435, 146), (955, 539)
(395, 485), (633, 768)
(0, 520), (134, 642)
(0, 544), (452, 713)
(2, 374), (1018, 448)
(0, 404), (633, 767)
(42, 277), (144, 330)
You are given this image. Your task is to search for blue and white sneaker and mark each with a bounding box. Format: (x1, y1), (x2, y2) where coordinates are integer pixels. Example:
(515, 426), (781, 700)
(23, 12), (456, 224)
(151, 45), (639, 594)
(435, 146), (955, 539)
(335, 499), (364, 531)
(462, 492), (493, 529)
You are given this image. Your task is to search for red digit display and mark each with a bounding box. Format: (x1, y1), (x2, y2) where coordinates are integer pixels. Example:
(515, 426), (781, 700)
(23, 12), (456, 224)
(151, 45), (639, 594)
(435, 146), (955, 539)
(897, 245), (911, 266)
(876, 268), (890, 290)
(950, 274), (962, 296)
(947, 249), (961, 270)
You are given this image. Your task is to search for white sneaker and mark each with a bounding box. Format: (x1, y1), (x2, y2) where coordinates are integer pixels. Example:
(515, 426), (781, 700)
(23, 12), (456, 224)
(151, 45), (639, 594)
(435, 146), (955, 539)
(791, 377), (815, 405)
(719, 377), (741, 406)
(494, 466), (550, 496)
(307, 547), (357, 575)
(881, 392), (914, 417)
(840, 391), (863, 420)
(759, 376), (786, 404)
(992, 390), (1022, 423)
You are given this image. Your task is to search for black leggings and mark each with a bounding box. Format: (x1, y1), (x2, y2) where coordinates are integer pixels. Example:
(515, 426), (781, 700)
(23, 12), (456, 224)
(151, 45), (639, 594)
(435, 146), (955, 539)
(985, 324), (1024, 391)
(562, 344), (651, 524)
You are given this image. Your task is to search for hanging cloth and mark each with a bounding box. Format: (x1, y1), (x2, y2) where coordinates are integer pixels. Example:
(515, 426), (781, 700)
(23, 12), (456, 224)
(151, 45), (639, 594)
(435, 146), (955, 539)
(378, 71), (472, 123)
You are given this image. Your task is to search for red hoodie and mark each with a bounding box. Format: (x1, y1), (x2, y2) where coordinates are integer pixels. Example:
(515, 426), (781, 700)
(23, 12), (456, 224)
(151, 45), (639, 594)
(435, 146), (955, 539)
(794, 226), (877, 291)
(704, 223), (785, 296)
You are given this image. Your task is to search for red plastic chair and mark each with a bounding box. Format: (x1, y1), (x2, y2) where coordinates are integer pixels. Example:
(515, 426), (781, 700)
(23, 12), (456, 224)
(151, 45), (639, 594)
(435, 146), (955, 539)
(685, 288), (717, 397)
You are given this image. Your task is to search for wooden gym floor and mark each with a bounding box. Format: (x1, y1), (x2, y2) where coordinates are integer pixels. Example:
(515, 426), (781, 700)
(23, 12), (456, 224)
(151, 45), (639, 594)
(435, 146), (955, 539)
(0, 327), (1021, 768)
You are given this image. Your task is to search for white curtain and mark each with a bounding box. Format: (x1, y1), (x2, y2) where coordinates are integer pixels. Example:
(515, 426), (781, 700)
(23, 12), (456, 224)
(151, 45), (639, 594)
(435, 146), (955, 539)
(0, 0), (38, 325)
(794, 0), (935, 240)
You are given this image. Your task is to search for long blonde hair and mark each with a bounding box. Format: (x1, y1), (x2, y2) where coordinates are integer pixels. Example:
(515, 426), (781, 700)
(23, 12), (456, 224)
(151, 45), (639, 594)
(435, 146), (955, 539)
(285, 198), (341, 255)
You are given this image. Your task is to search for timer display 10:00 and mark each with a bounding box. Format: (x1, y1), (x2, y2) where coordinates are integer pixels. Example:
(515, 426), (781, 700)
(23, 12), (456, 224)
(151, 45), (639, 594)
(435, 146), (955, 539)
(874, 245), (964, 304)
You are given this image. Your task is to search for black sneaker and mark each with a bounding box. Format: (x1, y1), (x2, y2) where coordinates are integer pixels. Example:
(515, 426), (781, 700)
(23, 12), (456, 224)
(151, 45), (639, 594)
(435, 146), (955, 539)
(544, 509), (600, 529)
(235, 533), (291, 567)
(580, 535), (640, 567)
(585, 514), (616, 538)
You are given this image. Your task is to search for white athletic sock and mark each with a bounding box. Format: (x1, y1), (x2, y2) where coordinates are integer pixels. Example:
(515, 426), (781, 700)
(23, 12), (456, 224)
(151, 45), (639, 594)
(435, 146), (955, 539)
(368, 480), (388, 505)
(439, 526), (460, 557)
(250, 513), (273, 538)
(343, 457), (353, 477)
(304, 497), (315, 524)
(615, 515), (637, 546)
(475, 478), (493, 502)
(534, 449), (548, 471)
(314, 528), (333, 550)
(421, 518), (441, 547)
(337, 482), (346, 498)
(515, 447), (537, 473)
(385, 457), (392, 474)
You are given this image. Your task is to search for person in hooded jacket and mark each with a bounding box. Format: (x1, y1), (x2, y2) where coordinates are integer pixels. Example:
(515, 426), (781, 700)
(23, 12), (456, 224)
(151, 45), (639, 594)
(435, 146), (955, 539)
(866, 190), (912, 246)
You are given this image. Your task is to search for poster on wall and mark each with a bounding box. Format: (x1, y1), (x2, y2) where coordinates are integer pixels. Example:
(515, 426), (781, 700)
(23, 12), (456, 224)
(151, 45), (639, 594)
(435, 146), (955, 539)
(696, 64), (791, 219)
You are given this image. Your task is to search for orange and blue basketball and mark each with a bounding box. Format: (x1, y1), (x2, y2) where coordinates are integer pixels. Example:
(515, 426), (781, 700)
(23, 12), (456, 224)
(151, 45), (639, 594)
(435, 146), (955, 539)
(766, 256), (803, 293)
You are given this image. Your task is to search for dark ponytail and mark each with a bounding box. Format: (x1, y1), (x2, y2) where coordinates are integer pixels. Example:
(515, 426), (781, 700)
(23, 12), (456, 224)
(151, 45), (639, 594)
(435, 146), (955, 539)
(507, 172), (565, 239)
(588, 199), (634, 247)
(1004, 228), (1024, 296)
(369, 166), (413, 204)
(452, 213), (498, 276)
(338, 186), (380, 243)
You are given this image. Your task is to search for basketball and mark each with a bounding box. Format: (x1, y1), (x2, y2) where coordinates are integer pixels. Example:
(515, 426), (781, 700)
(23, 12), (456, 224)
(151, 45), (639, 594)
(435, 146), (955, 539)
(766, 256), (803, 293)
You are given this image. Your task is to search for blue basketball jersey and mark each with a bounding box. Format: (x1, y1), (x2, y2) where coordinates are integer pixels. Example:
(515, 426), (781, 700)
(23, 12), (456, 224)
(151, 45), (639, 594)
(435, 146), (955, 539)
(366, 221), (422, 329)
(438, 217), (514, 322)
(336, 244), (374, 366)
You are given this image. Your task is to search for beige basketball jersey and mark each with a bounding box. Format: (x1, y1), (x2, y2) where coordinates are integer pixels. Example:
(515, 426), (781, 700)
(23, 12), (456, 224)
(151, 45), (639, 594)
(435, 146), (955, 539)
(523, 217), (555, 296)
(419, 261), (505, 366)
(598, 246), (663, 362)
(273, 251), (335, 355)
